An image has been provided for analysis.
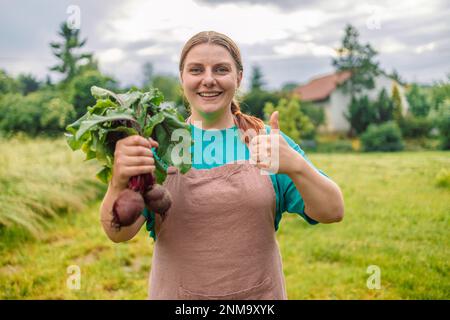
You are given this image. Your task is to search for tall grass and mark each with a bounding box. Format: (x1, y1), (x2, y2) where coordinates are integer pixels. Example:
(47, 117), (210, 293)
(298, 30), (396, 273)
(0, 139), (448, 299)
(0, 136), (105, 237)
(278, 151), (450, 299)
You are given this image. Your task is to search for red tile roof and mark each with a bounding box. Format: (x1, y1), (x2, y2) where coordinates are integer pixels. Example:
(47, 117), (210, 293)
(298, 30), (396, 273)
(293, 71), (352, 101)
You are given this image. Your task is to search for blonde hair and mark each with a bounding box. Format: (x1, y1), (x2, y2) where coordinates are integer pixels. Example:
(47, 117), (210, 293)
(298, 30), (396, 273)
(179, 30), (265, 144)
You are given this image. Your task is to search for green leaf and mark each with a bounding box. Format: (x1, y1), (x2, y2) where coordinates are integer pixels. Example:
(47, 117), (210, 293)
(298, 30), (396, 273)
(154, 124), (170, 157)
(106, 126), (139, 136)
(87, 99), (118, 115)
(143, 113), (165, 138)
(91, 86), (124, 105)
(96, 166), (112, 184)
(75, 109), (136, 140)
(65, 133), (84, 150)
(117, 91), (143, 109)
(65, 85), (192, 185)
(141, 89), (164, 107)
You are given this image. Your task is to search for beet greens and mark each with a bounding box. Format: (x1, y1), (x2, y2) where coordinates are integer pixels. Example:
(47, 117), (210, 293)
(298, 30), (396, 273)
(65, 86), (192, 228)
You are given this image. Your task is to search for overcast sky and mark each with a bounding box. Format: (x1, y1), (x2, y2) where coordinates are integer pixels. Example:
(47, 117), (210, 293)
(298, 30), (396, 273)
(1, 0), (449, 90)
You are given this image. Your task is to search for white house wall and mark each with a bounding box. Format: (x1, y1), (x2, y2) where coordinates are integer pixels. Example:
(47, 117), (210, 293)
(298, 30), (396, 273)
(325, 74), (410, 132)
(329, 89), (351, 132)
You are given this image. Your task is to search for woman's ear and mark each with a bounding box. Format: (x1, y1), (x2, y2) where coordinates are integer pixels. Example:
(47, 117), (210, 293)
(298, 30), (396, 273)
(237, 70), (243, 88)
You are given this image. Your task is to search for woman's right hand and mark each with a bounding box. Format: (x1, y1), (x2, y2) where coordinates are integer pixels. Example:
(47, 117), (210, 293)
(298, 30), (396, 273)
(110, 135), (159, 191)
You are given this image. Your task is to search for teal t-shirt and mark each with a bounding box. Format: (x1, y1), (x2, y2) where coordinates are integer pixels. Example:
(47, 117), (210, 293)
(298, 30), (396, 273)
(143, 123), (325, 240)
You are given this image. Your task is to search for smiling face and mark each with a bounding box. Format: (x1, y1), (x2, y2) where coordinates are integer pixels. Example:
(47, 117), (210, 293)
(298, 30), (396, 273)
(180, 43), (242, 124)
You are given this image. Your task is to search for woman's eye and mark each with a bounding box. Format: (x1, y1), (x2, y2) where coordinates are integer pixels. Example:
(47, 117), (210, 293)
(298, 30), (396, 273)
(190, 68), (201, 74)
(216, 67), (229, 73)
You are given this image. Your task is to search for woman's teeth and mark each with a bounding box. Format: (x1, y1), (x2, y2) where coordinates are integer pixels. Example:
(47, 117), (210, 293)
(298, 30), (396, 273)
(198, 92), (222, 97)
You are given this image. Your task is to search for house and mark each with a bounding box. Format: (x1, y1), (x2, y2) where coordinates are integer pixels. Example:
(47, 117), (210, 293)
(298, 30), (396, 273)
(293, 71), (410, 132)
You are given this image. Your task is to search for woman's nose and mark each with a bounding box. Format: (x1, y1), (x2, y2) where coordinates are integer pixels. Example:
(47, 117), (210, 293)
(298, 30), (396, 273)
(201, 69), (216, 87)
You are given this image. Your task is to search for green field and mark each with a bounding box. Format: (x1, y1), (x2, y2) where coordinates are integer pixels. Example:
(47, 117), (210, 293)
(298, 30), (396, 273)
(0, 138), (449, 299)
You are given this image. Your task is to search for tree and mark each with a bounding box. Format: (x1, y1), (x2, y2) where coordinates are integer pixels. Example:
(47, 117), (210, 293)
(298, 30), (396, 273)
(406, 83), (430, 117)
(0, 91), (75, 136)
(142, 62), (155, 87)
(430, 74), (450, 110)
(263, 97), (314, 142)
(373, 88), (394, 124)
(389, 69), (406, 86)
(346, 95), (375, 134)
(68, 70), (117, 119)
(0, 69), (19, 94)
(281, 82), (298, 92)
(17, 73), (40, 95)
(240, 89), (279, 119)
(346, 89), (394, 135)
(435, 100), (450, 150)
(300, 101), (325, 128)
(148, 74), (181, 102)
(391, 84), (403, 123)
(332, 24), (380, 97)
(249, 65), (266, 91)
(49, 22), (93, 82)
(45, 75), (53, 87)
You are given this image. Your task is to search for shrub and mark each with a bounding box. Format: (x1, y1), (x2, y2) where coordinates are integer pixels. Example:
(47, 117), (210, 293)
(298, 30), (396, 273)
(263, 97), (315, 142)
(241, 89), (280, 119)
(434, 101), (450, 150)
(435, 168), (450, 189)
(346, 95), (375, 134)
(0, 93), (41, 135)
(316, 140), (354, 153)
(68, 70), (116, 118)
(399, 115), (433, 138)
(406, 83), (431, 117)
(346, 89), (395, 135)
(0, 91), (75, 136)
(39, 97), (76, 135)
(361, 121), (404, 152)
(300, 101), (325, 127)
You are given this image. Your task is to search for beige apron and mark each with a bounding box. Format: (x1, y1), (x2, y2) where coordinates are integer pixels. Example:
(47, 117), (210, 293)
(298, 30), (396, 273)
(148, 159), (288, 300)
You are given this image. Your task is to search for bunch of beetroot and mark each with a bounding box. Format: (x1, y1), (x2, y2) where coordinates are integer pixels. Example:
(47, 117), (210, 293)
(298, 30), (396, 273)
(111, 174), (172, 229)
(65, 86), (191, 229)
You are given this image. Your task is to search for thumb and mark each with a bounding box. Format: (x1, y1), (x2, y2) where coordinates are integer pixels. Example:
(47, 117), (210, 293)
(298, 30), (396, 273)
(269, 111), (279, 132)
(148, 137), (159, 148)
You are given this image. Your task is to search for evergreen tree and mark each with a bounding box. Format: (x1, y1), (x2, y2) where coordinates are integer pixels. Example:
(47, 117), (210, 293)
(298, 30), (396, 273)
(406, 83), (430, 117)
(430, 74), (450, 110)
(49, 22), (93, 82)
(389, 69), (406, 86)
(0, 69), (19, 94)
(374, 88), (394, 124)
(281, 82), (298, 92)
(392, 84), (403, 123)
(17, 73), (40, 95)
(142, 62), (154, 87)
(250, 65), (265, 91)
(332, 24), (380, 98)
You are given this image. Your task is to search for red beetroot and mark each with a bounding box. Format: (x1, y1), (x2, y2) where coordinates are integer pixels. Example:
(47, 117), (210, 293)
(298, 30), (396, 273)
(112, 189), (145, 228)
(112, 173), (173, 229)
(144, 185), (172, 219)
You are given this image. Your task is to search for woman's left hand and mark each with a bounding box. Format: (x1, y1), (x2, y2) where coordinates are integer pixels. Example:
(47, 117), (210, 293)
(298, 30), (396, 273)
(249, 111), (304, 175)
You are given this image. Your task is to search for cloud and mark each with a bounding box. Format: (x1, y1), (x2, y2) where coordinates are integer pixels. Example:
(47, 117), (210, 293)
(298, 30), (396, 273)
(414, 42), (436, 54)
(0, 0), (448, 88)
(100, 0), (330, 46)
(97, 48), (125, 64)
(273, 42), (336, 58)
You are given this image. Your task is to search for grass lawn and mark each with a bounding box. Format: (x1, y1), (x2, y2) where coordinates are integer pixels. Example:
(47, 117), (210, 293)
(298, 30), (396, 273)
(0, 138), (449, 299)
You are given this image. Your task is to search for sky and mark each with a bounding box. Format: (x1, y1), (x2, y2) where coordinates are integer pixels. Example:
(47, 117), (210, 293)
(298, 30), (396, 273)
(0, 0), (449, 91)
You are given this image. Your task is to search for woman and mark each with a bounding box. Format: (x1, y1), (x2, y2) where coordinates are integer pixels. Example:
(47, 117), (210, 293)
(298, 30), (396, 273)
(100, 31), (344, 300)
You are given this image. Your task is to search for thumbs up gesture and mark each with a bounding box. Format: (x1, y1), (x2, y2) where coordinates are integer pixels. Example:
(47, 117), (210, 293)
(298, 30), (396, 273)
(249, 111), (299, 174)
